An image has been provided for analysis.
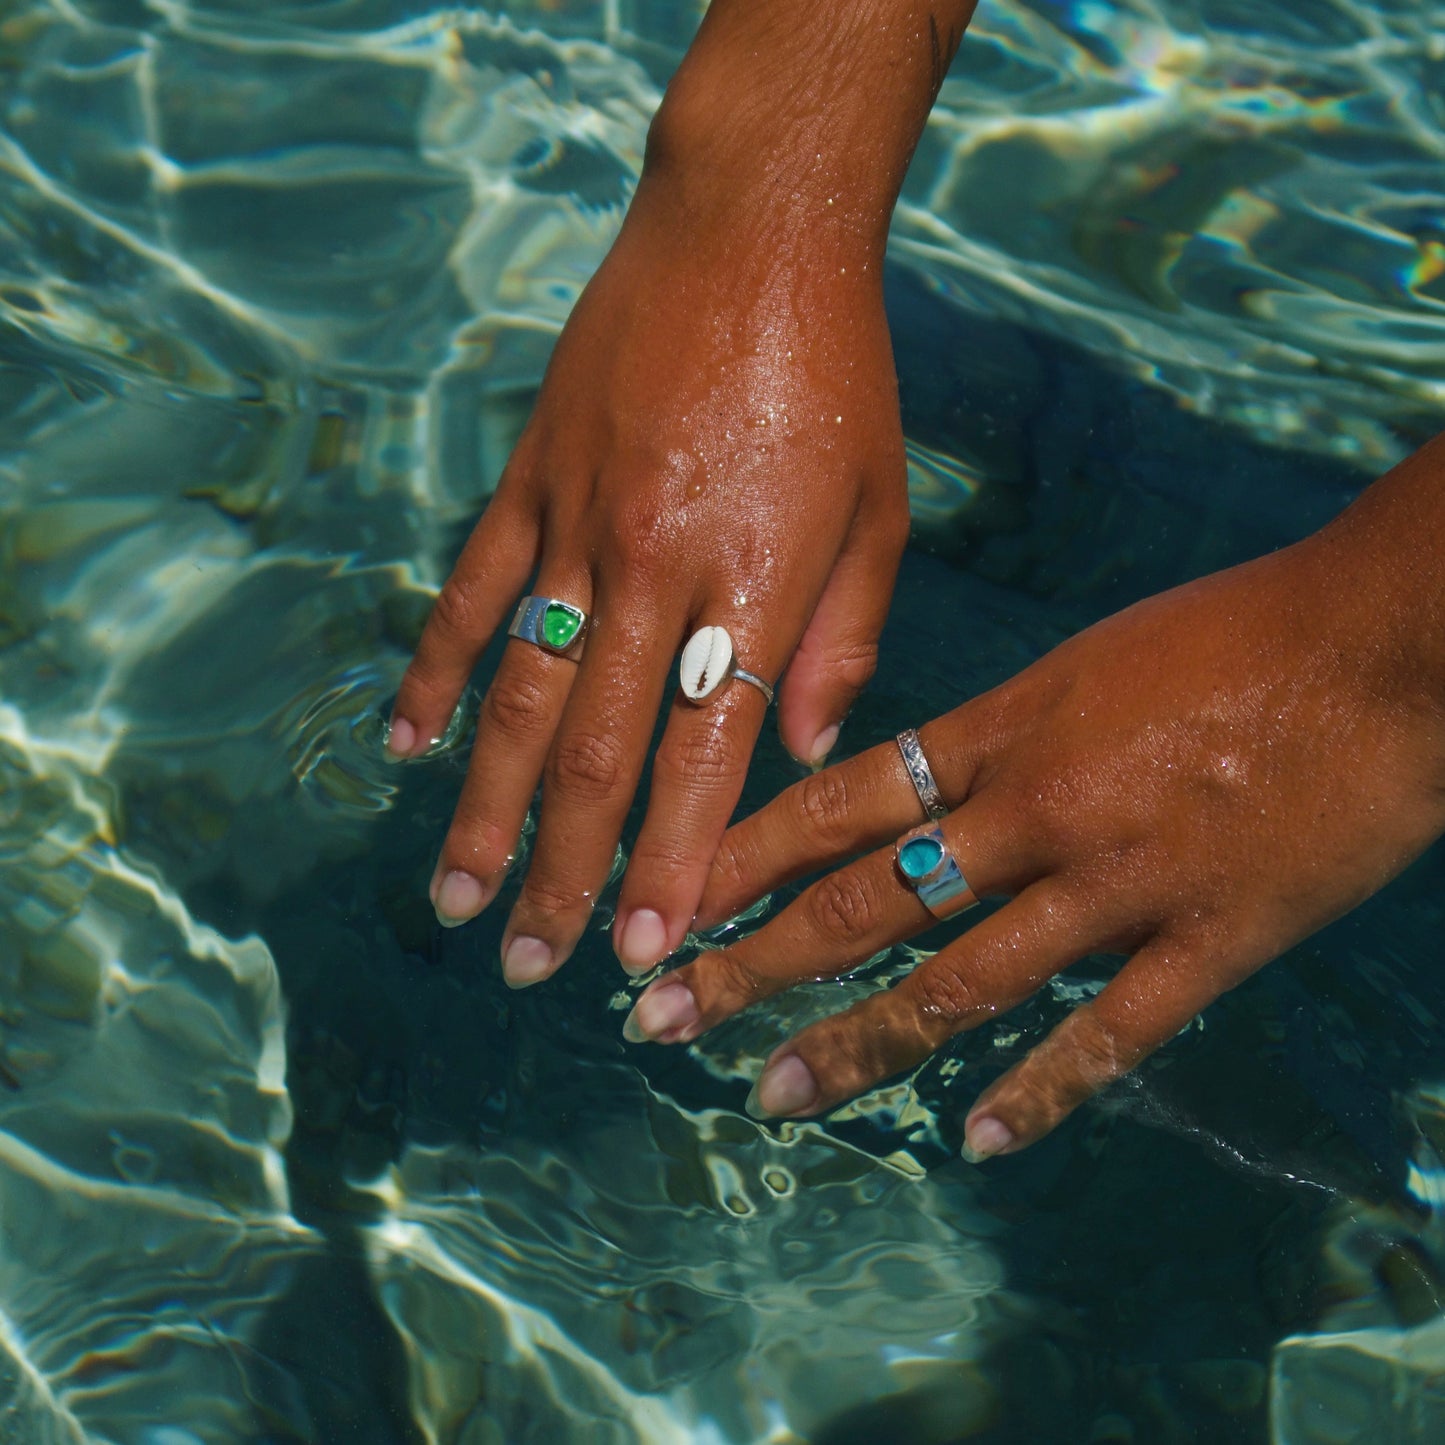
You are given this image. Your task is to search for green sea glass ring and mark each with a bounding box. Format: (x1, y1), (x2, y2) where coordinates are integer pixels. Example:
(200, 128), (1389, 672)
(894, 824), (977, 919)
(507, 596), (588, 661)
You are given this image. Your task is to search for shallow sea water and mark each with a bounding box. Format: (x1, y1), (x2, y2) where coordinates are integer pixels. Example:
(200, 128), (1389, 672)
(2, 1), (1445, 1441)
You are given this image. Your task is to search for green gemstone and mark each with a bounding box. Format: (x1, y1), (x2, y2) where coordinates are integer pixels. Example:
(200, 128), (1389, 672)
(899, 836), (944, 880)
(541, 603), (582, 650)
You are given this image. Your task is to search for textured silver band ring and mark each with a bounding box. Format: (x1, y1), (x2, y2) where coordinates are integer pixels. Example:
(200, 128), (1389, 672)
(896, 728), (949, 821)
(895, 824), (978, 919)
(507, 596), (588, 660)
(680, 626), (774, 706)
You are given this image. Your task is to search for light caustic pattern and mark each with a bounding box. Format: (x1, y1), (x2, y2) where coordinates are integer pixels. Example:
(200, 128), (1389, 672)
(0, 5), (1005, 1439)
(1, 0), (1442, 1440)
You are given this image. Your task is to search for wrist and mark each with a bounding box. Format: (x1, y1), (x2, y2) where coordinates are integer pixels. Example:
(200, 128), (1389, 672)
(1298, 433), (1445, 724)
(636, 0), (975, 269)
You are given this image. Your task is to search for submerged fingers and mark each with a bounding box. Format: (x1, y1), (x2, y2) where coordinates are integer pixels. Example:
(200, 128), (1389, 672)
(625, 798), (1024, 1046)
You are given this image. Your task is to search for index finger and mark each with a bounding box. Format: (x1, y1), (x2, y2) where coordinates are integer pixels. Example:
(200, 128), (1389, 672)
(388, 495), (538, 758)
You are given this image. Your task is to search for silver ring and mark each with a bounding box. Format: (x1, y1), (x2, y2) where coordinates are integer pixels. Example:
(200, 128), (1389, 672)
(896, 728), (948, 820)
(508, 596), (588, 660)
(731, 667), (775, 705)
(895, 824), (977, 919)
(680, 626), (774, 706)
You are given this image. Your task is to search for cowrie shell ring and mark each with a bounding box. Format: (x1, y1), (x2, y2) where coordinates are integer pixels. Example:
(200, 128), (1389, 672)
(679, 626), (774, 705)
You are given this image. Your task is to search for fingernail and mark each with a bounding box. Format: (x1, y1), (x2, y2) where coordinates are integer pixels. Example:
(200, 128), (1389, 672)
(622, 980), (699, 1044)
(616, 908), (669, 975)
(502, 935), (553, 989)
(433, 870), (489, 927)
(961, 1115), (1014, 1164)
(808, 723), (840, 766)
(385, 716), (416, 759)
(745, 1053), (818, 1118)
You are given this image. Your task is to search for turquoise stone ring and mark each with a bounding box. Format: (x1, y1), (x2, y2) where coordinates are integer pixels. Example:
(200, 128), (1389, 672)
(894, 824), (977, 918)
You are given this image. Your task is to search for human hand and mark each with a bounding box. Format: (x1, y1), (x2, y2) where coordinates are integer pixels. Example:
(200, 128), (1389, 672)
(622, 513), (1445, 1159)
(387, 172), (909, 984)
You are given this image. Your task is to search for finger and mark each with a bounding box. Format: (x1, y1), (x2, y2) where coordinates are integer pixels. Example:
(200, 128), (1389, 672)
(623, 795), (1025, 1041)
(611, 623), (779, 975)
(739, 881), (1103, 1120)
(775, 502), (907, 766)
(389, 494), (539, 758)
(959, 938), (1258, 1161)
(498, 601), (670, 987)
(428, 566), (591, 928)
(695, 715), (980, 931)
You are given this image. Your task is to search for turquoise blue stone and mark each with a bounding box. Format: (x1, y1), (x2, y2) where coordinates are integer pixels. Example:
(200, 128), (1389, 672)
(899, 836), (944, 880)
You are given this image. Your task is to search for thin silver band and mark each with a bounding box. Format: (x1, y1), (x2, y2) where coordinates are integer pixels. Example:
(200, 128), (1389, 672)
(896, 728), (948, 821)
(732, 667), (775, 706)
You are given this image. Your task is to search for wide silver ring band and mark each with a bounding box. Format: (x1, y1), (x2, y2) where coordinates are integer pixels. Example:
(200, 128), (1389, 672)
(896, 728), (948, 821)
(507, 596), (588, 661)
(895, 823), (978, 919)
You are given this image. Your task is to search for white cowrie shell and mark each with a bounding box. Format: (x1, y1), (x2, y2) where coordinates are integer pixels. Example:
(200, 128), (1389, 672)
(680, 625), (734, 701)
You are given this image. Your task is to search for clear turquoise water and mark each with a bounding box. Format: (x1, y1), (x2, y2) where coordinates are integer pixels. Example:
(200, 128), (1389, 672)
(2, 2), (1444, 1441)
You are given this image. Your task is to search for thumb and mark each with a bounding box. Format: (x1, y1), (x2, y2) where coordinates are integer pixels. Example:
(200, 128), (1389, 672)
(777, 507), (905, 766)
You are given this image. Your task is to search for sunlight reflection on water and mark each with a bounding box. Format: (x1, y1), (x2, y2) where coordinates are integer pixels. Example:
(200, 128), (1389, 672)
(3, 1), (1444, 1440)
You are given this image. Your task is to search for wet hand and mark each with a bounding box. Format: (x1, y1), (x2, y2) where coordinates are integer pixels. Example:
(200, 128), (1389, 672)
(623, 528), (1445, 1158)
(388, 182), (909, 986)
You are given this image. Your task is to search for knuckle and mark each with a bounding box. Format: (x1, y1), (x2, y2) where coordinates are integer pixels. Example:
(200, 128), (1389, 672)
(797, 768), (854, 842)
(482, 672), (554, 739)
(627, 835), (700, 893)
(428, 574), (483, 641)
(708, 832), (755, 899)
(1012, 1018), (1121, 1122)
(909, 960), (985, 1030)
(707, 946), (768, 1008)
(824, 639), (880, 693)
(1056, 1012), (1127, 1093)
(657, 724), (748, 794)
(549, 728), (628, 803)
(604, 496), (673, 574)
(805, 869), (882, 949)
(819, 1013), (878, 1083)
(518, 873), (587, 921)
(446, 817), (516, 876)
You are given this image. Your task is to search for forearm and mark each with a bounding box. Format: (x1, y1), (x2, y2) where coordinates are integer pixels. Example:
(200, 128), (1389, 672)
(634, 0), (978, 269)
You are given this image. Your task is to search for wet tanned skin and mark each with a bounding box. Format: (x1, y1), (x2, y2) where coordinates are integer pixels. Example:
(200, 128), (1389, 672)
(394, 0), (1445, 1156)
(628, 433), (1445, 1158)
(390, 1), (977, 984)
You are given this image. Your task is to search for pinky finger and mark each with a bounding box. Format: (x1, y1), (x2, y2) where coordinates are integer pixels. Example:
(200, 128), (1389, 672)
(961, 940), (1262, 1162)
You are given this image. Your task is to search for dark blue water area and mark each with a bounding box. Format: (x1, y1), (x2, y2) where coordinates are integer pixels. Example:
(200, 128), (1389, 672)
(166, 267), (1445, 1441)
